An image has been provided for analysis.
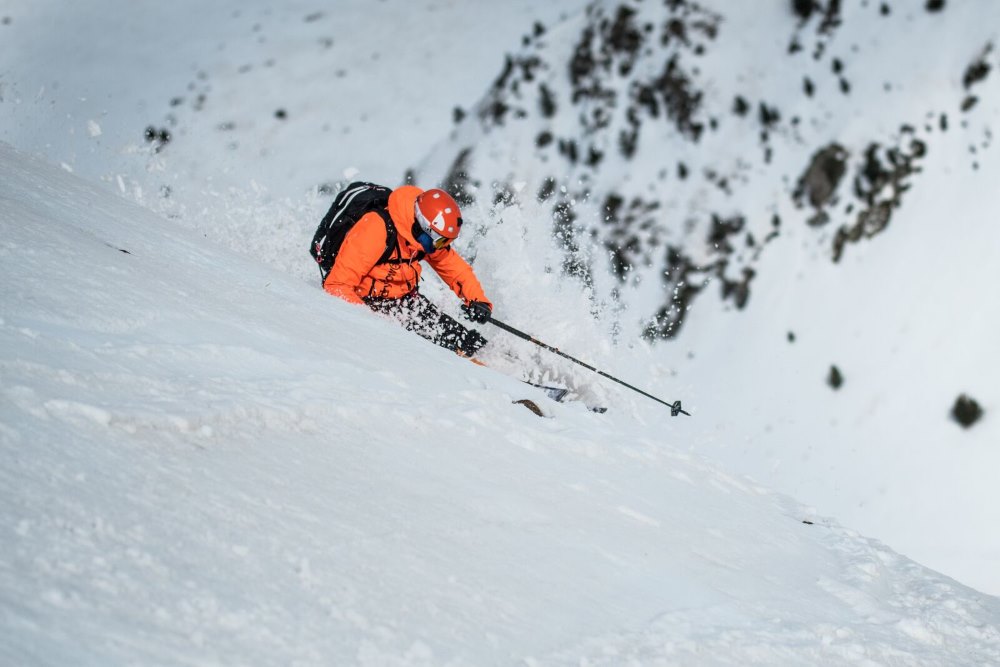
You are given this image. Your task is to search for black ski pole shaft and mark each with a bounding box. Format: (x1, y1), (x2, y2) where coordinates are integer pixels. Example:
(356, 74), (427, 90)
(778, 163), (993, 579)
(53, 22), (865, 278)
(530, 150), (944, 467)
(489, 317), (690, 416)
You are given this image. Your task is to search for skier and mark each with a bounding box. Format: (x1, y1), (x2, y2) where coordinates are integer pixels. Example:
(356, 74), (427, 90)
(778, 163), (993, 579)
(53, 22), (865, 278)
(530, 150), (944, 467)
(323, 185), (493, 357)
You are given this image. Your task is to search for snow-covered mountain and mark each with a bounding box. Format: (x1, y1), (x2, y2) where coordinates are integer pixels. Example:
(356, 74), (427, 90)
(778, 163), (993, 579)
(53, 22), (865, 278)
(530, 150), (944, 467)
(419, 0), (997, 338)
(4, 133), (1000, 667)
(3, 0), (1000, 662)
(412, 0), (1000, 595)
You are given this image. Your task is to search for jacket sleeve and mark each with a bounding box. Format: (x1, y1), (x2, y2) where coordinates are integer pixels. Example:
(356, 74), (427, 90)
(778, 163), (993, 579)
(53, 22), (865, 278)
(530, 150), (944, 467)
(425, 248), (492, 308)
(323, 213), (390, 304)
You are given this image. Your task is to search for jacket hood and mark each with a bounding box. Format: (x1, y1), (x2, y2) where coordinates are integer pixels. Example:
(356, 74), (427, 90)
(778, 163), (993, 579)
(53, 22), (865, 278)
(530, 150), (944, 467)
(388, 185), (422, 248)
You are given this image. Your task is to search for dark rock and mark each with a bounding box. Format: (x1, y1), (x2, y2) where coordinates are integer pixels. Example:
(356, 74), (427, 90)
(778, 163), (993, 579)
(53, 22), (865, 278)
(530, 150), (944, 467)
(558, 138), (579, 163)
(807, 211), (831, 227)
(585, 146), (604, 167)
(570, 27), (597, 87)
(720, 266), (755, 309)
(539, 83), (557, 118)
(442, 148), (477, 206)
(479, 53), (543, 127)
(493, 183), (516, 206)
(619, 126), (639, 158)
(832, 134), (925, 262)
(642, 245), (706, 339)
(963, 54), (991, 89)
(925, 0), (945, 11)
(758, 102), (781, 129)
(144, 126), (172, 152)
(820, 0), (843, 33)
(952, 394), (983, 428)
(537, 177), (556, 202)
(792, 0), (816, 21)
(707, 214), (745, 253)
(485, 99), (510, 125)
(552, 194), (592, 284)
(635, 55), (705, 141)
(795, 143), (849, 209)
(608, 5), (643, 57)
(601, 194), (661, 282)
(664, 18), (686, 44)
(827, 365), (843, 389)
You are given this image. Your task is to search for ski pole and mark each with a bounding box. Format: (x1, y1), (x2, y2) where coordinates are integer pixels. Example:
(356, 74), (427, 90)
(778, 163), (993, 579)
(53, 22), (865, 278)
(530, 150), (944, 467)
(488, 317), (691, 416)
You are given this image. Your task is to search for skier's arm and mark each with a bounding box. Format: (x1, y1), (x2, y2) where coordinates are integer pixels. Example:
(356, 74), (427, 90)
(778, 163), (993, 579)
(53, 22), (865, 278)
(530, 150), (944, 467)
(323, 213), (389, 304)
(425, 248), (492, 308)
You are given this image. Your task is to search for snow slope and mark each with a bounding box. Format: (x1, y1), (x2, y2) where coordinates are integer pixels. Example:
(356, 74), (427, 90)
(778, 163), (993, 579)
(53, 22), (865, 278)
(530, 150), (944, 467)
(0, 0), (577, 202)
(412, 0), (1000, 595)
(3, 1), (1000, 659)
(4, 141), (1000, 665)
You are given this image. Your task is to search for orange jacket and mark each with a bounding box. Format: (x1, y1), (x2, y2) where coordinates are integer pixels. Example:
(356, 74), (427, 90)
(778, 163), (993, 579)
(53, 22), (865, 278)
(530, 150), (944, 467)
(324, 185), (492, 308)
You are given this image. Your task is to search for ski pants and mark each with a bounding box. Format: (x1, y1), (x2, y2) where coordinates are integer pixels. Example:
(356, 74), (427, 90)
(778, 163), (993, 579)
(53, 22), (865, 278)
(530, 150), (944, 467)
(364, 291), (488, 357)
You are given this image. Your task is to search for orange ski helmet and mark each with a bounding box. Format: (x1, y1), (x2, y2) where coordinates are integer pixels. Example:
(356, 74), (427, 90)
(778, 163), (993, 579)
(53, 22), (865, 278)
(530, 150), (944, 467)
(414, 189), (463, 247)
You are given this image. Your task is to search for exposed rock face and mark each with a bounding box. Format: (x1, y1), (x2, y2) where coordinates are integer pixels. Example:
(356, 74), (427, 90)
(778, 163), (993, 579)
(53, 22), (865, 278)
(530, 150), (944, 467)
(833, 133), (926, 262)
(415, 0), (992, 340)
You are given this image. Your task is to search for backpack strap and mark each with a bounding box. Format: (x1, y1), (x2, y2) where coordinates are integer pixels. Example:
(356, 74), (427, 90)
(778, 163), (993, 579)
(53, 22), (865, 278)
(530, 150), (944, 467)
(376, 208), (430, 264)
(373, 208), (400, 265)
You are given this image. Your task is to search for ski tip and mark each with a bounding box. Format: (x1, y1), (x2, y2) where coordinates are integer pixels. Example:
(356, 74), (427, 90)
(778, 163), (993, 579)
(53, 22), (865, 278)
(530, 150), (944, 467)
(513, 399), (545, 417)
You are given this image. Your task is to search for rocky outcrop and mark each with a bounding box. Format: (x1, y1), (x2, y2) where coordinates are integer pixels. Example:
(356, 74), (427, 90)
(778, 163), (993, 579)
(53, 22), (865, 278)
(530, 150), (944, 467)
(415, 0), (992, 339)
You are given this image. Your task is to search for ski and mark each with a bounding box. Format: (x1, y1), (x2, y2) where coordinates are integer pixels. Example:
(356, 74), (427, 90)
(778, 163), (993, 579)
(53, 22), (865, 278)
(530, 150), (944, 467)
(489, 318), (689, 416)
(465, 355), (608, 414)
(524, 381), (607, 414)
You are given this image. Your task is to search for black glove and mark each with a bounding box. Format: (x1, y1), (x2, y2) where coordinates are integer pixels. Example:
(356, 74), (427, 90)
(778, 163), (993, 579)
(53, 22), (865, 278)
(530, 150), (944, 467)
(462, 300), (492, 324)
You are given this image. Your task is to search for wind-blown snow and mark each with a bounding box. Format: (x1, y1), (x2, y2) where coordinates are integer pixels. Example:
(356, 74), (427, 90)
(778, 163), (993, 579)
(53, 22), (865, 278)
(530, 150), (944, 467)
(3, 140), (1000, 665)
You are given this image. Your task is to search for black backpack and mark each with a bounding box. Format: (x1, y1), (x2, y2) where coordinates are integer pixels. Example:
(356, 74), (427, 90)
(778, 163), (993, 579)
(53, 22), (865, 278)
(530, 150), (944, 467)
(309, 181), (398, 281)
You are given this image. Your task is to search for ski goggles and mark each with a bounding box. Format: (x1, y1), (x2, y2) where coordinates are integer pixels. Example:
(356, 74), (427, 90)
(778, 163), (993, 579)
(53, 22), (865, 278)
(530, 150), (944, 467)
(414, 209), (454, 251)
